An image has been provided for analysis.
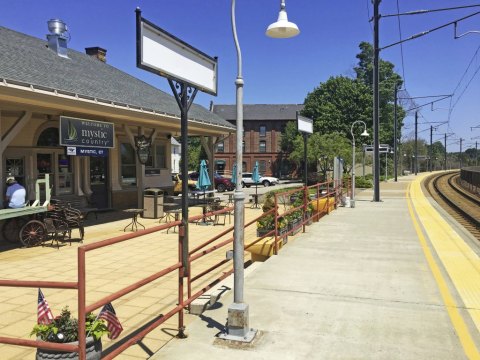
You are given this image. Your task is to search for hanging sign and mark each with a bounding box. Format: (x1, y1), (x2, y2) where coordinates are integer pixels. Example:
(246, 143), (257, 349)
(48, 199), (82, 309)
(134, 134), (152, 164)
(60, 116), (115, 148)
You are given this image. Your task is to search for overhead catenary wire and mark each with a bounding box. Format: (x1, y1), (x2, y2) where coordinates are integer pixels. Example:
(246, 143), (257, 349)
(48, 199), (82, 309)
(395, 0), (407, 89)
(381, 11), (480, 51)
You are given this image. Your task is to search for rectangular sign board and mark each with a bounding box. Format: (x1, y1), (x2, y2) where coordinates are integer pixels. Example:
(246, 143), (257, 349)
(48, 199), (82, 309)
(297, 114), (313, 134)
(60, 116), (115, 148)
(136, 10), (218, 95)
(364, 144), (390, 154)
(66, 146), (109, 157)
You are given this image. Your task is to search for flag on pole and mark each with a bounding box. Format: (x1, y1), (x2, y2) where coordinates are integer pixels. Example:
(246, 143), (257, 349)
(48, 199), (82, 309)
(37, 288), (54, 325)
(98, 303), (123, 340)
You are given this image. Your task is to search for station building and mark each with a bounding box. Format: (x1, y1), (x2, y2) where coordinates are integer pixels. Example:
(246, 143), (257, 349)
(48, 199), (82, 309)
(211, 103), (303, 178)
(0, 25), (234, 209)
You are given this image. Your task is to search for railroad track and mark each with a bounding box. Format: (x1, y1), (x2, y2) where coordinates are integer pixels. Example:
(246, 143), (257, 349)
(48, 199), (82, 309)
(425, 171), (480, 240)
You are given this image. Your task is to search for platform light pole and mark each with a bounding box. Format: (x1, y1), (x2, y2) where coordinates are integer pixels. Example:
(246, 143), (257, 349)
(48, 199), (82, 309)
(372, 0), (381, 201)
(222, 0), (299, 342)
(350, 121), (369, 208)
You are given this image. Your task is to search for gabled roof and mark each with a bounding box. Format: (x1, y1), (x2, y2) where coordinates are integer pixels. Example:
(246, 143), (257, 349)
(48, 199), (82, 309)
(212, 104), (304, 121)
(0, 26), (234, 130)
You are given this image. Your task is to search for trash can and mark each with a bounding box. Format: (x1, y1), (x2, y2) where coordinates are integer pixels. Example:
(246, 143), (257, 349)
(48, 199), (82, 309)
(143, 188), (164, 219)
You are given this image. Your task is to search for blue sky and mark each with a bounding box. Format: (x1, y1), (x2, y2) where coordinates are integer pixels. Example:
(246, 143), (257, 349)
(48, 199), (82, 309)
(1, 1), (479, 151)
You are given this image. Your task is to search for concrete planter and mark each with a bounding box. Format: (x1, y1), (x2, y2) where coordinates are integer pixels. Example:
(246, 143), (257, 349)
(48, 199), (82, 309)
(36, 337), (102, 360)
(288, 218), (302, 235)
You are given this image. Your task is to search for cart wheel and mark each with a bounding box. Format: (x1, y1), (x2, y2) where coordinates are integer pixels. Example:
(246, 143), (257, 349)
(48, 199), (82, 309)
(1, 218), (28, 244)
(20, 220), (46, 247)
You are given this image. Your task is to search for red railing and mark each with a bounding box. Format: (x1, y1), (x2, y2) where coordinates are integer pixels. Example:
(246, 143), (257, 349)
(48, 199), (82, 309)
(0, 180), (344, 359)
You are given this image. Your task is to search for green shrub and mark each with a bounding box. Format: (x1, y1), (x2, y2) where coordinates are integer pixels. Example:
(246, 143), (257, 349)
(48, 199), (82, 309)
(355, 177), (373, 188)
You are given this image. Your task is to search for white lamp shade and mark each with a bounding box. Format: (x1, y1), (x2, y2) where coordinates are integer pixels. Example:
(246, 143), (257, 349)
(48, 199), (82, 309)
(361, 130), (369, 137)
(266, 9), (300, 38)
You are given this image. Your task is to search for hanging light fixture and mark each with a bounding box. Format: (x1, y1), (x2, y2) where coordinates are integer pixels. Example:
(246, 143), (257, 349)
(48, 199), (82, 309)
(266, 0), (300, 38)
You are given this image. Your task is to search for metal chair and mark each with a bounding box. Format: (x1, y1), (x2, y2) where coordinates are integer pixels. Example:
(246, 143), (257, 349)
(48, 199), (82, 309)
(43, 217), (69, 248)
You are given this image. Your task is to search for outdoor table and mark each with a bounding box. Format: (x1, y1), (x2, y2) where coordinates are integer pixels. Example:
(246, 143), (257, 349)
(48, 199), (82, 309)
(159, 203), (179, 223)
(225, 192), (234, 206)
(165, 208), (182, 233)
(250, 194), (261, 209)
(123, 209), (145, 232)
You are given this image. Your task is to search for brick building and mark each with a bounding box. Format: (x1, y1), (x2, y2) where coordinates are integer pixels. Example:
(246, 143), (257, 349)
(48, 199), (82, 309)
(211, 104), (304, 178)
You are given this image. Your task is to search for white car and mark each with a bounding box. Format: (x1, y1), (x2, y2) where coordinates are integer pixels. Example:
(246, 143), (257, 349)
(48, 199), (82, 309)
(241, 172), (279, 187)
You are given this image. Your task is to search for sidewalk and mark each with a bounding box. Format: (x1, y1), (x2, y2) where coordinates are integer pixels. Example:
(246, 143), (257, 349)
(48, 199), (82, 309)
(153, 176), (467, 359)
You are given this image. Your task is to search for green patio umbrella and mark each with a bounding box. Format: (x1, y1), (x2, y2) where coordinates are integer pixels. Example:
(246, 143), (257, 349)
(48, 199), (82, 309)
(196, 159), (211, 224)
(196, 159), (211, 191)
(252, 161), (260, 207)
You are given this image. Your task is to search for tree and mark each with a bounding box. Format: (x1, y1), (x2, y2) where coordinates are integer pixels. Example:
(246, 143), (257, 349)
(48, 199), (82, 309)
(302, 76), (372, 138)
(280, 121), (300, 156)
(303, 132), (352, 179)
(177, 136), (206, 172)
(354, 42), (406, 145)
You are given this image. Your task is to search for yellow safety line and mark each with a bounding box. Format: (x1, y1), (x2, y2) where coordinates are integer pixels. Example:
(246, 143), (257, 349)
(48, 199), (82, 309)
(407, 179), (480, 359)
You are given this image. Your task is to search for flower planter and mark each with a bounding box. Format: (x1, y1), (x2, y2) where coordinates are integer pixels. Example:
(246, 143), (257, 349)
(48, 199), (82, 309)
(256, 228), (274, 238)
(304, 212), (313, 225)
(288, 218), (302, 236)
(36, 337), (102, 360)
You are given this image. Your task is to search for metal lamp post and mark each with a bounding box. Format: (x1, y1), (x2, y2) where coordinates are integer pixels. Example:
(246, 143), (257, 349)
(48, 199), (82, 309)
(350, 121), (369, 208)
(222, 0), (299, 342)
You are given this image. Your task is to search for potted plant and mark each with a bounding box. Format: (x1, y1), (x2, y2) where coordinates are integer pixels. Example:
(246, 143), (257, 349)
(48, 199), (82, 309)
(257, 194), (288, 240)
(31, 306), (109, 360)
(287, 196), (304, 235)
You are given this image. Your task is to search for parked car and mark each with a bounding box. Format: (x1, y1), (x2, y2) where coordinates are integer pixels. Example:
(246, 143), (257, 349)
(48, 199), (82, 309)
(172, 173), (197, 194)
(188, 172), (234, 192)
(241, 172), (279, 187)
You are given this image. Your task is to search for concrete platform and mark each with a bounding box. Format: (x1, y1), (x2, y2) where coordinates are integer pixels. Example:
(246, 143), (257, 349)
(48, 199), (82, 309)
(153, 174), (477, 359)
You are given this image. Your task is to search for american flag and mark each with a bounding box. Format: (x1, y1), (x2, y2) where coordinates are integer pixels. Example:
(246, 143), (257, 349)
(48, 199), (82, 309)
(98, 303), (123, 340)
(37, 288), (54, 325)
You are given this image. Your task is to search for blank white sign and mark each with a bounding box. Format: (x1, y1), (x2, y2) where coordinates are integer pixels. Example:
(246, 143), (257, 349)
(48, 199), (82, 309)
(140, 21), (217, 95)
(297, 115), (313, 134)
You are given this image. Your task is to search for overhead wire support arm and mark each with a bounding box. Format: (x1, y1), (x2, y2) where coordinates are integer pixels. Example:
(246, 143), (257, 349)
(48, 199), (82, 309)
(381, 4), (480, 18)
(405, 95), (453, 112)
(380, 11), (480, 51)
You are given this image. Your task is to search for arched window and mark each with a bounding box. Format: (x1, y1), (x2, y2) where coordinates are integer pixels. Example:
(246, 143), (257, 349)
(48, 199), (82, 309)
(37, 127), (59, 147)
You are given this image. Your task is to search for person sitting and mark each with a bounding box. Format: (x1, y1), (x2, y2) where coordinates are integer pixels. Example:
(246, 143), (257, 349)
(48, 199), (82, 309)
(4, 176), (26, 209)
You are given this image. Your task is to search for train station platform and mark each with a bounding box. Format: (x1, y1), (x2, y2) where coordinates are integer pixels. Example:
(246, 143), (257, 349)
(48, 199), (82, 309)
(153, 173), (480, 360)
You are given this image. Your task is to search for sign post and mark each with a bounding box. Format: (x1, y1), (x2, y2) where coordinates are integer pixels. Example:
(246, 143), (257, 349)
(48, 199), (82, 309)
(135, 8), (218, 312)
(297, 113), (313, 187)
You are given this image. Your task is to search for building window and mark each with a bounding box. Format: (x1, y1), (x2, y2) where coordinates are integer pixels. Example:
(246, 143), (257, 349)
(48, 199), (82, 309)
(259, 140), (266, 153)
(155, 143), (167, 168)
(145, 143), (167, 169)
(216, 142), (224, 153)
(259, 160), (267, 174)
(242, 141), (245, 153)
(37, 127), (59, 146)
(121, 143), (136, 186)
(259, 125), (266, 137)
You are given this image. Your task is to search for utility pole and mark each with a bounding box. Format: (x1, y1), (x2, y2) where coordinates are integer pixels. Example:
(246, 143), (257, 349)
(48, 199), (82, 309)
(373, 0), (381, 201)
(460, 138), (463, 169)
(430, 126), (433, 172)
(394, 83), (398, 181)
(414, 111), (418, 175)
(476, 141), (478, 166)
(444, 133), (447, 170)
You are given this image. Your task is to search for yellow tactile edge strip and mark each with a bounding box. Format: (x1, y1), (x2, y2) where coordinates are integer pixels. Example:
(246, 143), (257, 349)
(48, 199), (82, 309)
(408, 174), (480, 359)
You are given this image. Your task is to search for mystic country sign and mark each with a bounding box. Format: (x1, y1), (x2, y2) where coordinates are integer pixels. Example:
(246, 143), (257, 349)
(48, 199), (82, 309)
(60, 116), (115, 148)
